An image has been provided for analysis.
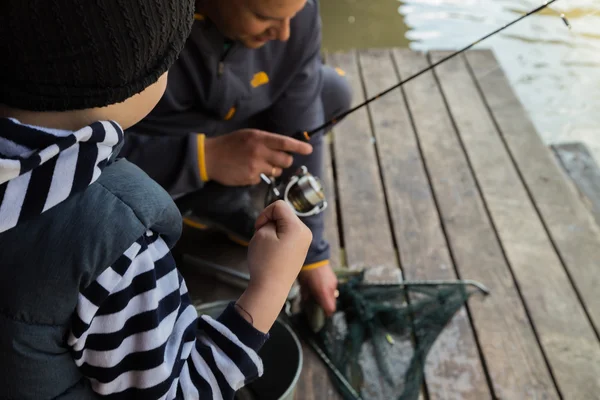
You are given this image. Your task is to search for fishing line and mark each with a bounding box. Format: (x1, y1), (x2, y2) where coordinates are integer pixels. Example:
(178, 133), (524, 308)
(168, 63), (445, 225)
(266, 0), (572, 217)
(293, 0), (567, 142)
(465, 5), (576, 92)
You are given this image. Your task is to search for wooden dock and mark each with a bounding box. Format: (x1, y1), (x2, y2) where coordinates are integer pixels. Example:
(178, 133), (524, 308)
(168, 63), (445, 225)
(177, 49), (600, 400)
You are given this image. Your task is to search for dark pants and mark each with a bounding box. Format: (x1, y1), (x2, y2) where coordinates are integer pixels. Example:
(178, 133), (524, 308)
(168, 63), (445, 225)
(179, 65), (352, 263)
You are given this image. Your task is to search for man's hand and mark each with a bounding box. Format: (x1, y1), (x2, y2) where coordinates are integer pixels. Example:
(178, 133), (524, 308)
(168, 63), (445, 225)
(298, 264), (338, 317)
(204, 129), (313, 186)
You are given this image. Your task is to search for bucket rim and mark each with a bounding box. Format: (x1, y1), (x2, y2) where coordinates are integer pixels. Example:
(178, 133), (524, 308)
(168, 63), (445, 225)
(195, 300), (303, 400)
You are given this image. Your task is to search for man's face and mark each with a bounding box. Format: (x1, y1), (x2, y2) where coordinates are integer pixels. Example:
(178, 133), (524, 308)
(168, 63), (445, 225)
(213, 0), (307, 49)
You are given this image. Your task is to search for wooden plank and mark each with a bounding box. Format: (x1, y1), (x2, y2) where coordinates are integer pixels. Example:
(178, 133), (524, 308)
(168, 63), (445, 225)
(302, 50), (401, 400)
(552, 142), (600, 227)
(298, 50), (401, 400)
(326, 50), (400, 283)
(465, 50), (600, 336)
(322, 136), (342, 268)
(358, 48), (489, 400)
(392, 48), (559, 399)
(431, 50), (600, 398)
(296, 340), (342, 400)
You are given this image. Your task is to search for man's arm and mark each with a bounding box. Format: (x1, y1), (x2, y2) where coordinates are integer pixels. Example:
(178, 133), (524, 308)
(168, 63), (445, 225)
(120, 130), (208, 198)
(263, 0), (330, 265)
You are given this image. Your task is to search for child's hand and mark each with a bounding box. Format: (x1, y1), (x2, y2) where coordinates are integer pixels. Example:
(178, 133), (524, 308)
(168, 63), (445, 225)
(248, 200), (312, 292)
(236, 201), (312, 332)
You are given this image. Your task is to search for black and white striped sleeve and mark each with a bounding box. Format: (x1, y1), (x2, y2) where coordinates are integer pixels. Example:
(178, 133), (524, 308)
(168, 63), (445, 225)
(68, 231), (269, 399)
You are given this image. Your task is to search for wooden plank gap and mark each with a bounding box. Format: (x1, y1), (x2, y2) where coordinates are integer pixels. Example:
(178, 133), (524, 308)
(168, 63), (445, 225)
(429, 49), (566, 398)
(357, 49), (431, 400)
(432, 49), (600, 398)
(426, 51), (558, 398)
(395, 47), (559, 399)
(325, 50), (400, 284)
(324, 49), (405, 399)
(421, 51), (502, 392)
(552, 142), (600, 227)
(359, 47), (490, 399)
(356, 49), (405, 276)
(389, 55), (473, 400)
(460, 52), (600, 342)
(449, 50), (568, 396)
(404, 50), (492, 400)
(464, 50), (600, 341)
(322, 131), (343, 268)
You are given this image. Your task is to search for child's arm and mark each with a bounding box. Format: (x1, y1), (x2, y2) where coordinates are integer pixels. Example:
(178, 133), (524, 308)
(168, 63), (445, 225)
(69, 201), (310, 399)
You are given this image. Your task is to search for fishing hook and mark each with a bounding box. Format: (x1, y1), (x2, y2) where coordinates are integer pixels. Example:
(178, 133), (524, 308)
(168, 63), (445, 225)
(560, 13), (571, 29)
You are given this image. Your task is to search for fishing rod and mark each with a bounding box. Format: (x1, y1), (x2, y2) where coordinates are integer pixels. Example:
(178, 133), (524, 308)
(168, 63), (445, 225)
(266, 0), (569, 217)
(293, 0), (568, 142)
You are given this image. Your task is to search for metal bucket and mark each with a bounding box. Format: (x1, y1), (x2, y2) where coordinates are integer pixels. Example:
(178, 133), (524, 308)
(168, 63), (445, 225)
(195, 301), (303, 400)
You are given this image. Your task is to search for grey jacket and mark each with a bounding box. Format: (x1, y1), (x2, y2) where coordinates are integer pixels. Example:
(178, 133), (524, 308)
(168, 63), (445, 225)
(0, 119), (267, 399)
(122, 0), (324, 197)
(121, 0), (330, 265)
(0, 120), (179, 398)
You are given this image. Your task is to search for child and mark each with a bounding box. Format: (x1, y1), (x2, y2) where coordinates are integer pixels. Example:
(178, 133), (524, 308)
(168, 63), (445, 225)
(0, 1), (312, 399)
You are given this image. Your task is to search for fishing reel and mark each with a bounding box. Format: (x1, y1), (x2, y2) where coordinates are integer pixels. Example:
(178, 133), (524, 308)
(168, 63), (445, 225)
(262, 166), (327, 217)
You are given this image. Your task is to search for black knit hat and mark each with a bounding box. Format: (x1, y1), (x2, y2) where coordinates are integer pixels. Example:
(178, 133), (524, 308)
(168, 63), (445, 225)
(0, 0), (194, 111)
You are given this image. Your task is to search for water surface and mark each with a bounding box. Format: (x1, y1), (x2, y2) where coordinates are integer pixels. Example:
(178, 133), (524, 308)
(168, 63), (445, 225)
(321, 0), (600, 162)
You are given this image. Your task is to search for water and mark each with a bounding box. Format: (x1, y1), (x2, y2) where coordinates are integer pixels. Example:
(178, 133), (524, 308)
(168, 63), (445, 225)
(320, 0), (600, 163)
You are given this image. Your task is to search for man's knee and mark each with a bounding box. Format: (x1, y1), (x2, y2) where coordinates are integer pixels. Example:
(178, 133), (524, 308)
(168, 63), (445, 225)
(321, 65), (353, 121)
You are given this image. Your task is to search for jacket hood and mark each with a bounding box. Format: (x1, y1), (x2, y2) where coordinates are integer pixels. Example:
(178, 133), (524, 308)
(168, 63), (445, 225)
(0, 118), (123, 233)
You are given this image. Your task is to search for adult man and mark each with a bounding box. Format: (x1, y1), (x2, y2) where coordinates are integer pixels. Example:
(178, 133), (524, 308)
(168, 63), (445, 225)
(121, 0), (352, 315)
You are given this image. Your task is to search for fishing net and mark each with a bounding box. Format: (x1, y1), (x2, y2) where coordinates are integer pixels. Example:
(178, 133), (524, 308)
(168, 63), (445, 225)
(292, 271), (484, 400)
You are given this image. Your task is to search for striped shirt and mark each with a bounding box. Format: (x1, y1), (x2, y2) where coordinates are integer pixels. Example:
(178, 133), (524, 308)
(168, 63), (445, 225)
(0, 118), (268, 399)
(69, 232), (266, 399)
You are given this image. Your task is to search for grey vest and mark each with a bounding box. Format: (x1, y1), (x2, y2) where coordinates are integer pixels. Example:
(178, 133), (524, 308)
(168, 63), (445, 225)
(0, 159), (182, 399)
